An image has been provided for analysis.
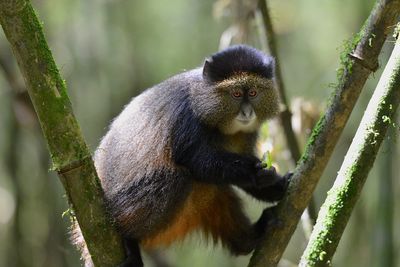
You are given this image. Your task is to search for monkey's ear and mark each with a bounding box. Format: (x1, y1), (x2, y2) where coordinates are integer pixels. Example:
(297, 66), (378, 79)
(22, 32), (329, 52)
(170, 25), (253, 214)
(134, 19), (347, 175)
(202, 58), (215, 82)
(202, 57), (232, 83)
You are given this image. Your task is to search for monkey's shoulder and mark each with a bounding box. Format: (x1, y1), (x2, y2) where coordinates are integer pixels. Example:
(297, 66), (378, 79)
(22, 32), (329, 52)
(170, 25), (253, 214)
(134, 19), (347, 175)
(95, 69), (206, 175)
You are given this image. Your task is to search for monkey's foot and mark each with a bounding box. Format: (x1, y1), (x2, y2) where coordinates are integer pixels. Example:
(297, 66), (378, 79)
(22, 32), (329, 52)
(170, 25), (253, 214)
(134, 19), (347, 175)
(254, 206), (283, 237)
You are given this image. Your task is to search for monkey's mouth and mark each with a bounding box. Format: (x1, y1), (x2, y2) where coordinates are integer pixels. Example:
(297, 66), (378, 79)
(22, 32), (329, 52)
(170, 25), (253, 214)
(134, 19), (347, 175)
(235, 113), (256, 125)
(221, 115), (259, 134)
(235, 115), (257, 127)
(236, 119), (252, 124)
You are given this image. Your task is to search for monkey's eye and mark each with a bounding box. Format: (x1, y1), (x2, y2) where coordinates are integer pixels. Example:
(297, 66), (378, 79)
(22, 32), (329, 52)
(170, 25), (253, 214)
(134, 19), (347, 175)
(248, 89), (258, 98)
(231, 90), (243, 99)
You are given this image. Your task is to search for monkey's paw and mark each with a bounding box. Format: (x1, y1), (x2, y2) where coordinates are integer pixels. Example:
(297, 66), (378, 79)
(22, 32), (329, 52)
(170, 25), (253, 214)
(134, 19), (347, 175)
(269, 171), (293, 201)
(252, 163), (284, 188)
(280, 171), (293, 190)
(254, 206), (283, 237)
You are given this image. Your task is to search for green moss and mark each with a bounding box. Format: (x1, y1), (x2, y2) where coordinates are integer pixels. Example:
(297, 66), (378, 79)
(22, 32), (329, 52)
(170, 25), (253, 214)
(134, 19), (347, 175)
(336, 31), (363, 81)
(299, 115), (325, 164)
(303, 163), (363, 266)
(299, 25), (370, 167)
(15, 4), (90, 169)
(299, 28), (367, 167)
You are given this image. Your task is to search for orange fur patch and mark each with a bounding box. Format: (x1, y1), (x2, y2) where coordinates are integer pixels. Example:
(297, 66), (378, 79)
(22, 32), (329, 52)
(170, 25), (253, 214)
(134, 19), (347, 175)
(141, 183), (236, 250)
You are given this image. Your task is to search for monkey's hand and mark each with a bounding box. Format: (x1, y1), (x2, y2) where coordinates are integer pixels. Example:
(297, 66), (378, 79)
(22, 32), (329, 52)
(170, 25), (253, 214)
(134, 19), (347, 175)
(271, 171), (292, 197)
(228, 156), (276, 187)
(252, 162), (288, 188)
(240, 169), (292, 202)
(228, 157), (290, 189)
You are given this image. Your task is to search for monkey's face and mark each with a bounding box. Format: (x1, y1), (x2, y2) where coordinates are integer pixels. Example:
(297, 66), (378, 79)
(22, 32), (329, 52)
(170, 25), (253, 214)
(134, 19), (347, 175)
(216, 74), (279, 135)
(192, 73), (279, 135)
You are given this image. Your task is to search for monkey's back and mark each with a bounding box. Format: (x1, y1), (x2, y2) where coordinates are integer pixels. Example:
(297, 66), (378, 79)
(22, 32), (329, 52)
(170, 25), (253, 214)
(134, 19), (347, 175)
(96, 69), (203, 180)
(94, 70), (206, 241)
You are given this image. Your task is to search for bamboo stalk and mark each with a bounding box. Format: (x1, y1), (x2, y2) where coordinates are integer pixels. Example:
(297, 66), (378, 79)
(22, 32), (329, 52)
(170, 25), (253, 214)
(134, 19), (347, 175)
(0, 1), (126, 266)
(249, 1), (400, 266)
(300, 36), (400, 267)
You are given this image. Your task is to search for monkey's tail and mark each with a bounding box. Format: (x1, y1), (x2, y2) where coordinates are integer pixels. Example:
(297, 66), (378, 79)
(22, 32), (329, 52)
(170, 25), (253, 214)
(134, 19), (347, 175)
(70, 220), (94, 267)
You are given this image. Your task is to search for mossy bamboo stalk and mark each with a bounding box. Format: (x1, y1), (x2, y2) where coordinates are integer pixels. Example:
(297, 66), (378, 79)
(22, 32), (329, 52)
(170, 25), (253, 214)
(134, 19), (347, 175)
(0, 0), (126, 266)
(299, 37), (400, 267)
(249, 1), (400, 266)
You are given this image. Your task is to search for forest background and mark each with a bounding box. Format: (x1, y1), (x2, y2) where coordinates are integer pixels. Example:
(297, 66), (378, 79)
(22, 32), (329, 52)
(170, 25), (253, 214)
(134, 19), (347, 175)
(0, 0), (398, 266)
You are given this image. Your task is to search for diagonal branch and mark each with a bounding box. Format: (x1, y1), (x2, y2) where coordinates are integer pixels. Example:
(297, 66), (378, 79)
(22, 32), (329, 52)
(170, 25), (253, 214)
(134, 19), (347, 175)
(248, 0), (400, 266)
(300, 35), (400, 267)
(0, 0), (126, 266)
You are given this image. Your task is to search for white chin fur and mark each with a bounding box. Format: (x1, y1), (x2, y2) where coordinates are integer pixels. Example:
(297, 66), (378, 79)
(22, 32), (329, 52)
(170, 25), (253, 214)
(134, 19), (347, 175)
(220, 117), (259, 135)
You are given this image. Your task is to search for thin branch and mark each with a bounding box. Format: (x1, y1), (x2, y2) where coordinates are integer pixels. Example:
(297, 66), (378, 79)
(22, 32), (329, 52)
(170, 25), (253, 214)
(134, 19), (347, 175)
(0, 51), (24, 93)
(299, 36), (400, 267)
(257, 0), (301, 163)
(256, 0), (316, 236)
(0, 1), (126, 266)
(248, 1), (400, 266)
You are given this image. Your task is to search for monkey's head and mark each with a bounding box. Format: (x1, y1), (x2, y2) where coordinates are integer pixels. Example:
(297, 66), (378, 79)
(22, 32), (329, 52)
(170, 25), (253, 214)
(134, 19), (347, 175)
(191, 45), (279, 135)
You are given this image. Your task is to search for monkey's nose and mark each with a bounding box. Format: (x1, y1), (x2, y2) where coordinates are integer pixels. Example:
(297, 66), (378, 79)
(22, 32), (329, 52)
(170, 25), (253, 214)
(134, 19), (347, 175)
(241, 104), (254, 119)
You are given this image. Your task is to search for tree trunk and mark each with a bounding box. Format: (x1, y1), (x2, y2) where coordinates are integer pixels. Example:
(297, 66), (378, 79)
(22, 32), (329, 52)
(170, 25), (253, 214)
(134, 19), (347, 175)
(0, 0), (126, 266)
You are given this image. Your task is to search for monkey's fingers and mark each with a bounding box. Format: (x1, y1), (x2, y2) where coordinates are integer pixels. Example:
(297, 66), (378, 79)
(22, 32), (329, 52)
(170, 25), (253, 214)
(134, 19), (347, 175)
(255, 161), (268, 169)
(254, 168), (281, 187)
(282, 171), (293, 187)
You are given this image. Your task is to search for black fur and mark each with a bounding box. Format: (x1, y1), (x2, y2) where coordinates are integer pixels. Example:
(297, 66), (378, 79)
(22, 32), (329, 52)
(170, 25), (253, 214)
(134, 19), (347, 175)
(171, 89), (283, 188)
(203, 45), (275, 82)
(242, 173), (289, 202)
(118, 238), (143, 267)
(109, 168), (191, 238)
(171, 90), (259, 186)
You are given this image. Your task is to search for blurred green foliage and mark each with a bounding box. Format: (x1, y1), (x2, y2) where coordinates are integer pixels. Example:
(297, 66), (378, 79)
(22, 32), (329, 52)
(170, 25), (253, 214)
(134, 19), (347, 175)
(0, 0), (399, 266)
